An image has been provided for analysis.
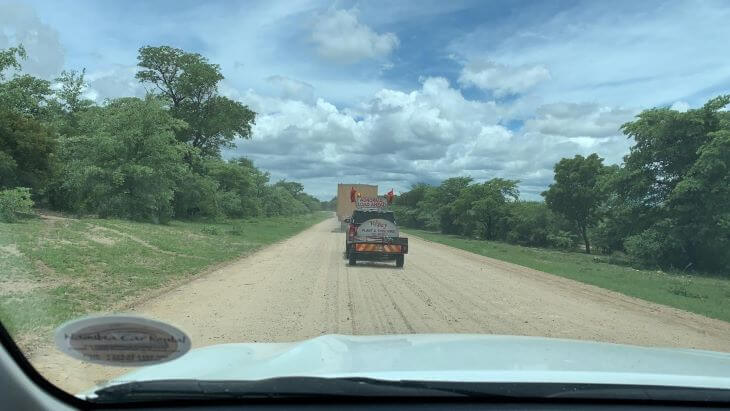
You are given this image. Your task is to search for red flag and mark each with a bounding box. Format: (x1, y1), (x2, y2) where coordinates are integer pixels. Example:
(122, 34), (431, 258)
(350, 187), (356, 202)
(386, 188), (395, 205)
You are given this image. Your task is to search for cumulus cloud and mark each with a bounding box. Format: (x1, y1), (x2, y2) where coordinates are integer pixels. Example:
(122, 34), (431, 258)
(226, 77), (632, 200)
(449, 2), (730, 108)
(86, 65), (146, 102)
(458, 59), (550, 96)
(0, 3), (64, 79)
(525, 102), (637, 138)
(4, 2), (648, 200)
(311, 9), (399, 64)
(266, 75), (315, 103)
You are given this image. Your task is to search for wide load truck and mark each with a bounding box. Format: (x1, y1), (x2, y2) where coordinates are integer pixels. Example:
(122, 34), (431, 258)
(336, 183), (377, 231)
(345, 194), (408, 268)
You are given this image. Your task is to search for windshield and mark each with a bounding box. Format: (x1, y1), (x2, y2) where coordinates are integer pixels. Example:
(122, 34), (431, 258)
(1, 0), (730, 405)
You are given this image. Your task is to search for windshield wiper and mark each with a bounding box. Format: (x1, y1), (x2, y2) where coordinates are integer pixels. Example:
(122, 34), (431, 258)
(90, 377), (730, 404)
(90, 377), (506, 403)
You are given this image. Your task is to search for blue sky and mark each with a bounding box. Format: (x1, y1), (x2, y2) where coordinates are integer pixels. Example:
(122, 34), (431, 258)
(2, 0), (730, 199)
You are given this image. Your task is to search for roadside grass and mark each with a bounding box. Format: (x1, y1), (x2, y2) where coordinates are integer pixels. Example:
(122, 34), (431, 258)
(404, 229), (730, 323)
(0, 212), (330, 339)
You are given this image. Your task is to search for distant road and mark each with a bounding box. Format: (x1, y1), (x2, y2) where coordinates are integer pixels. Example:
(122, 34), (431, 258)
(32, 216), (730, 393)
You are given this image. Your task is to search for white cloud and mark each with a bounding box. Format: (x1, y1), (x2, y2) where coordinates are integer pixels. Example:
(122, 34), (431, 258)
(0, 3), (64, 79)
(311, 9), (399, 64)
(266, 75), (315, 103)
(13, 1), (688, 200)
(226, 77), (631, 200)
(450, 2), (730, 108)
(525, 102), (637, 138)
(458, 59), (551, 96)
(86, 65), (145, 102)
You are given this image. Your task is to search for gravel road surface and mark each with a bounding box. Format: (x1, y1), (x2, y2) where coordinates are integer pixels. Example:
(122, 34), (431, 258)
(30, 217), (730, 393)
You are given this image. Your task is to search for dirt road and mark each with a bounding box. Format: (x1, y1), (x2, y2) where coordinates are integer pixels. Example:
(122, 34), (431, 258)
(30, 217), (730, 393)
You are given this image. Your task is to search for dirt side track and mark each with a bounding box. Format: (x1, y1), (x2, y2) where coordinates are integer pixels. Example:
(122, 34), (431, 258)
(30, 217), (730, 393)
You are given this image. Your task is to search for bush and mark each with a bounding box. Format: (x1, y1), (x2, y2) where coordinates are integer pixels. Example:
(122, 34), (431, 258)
(200, 225), (220, 235)
(0, 187), (34, 222)
(263, 186), (309, 216)
(217, 190), (244, 218)
(505, 202), (555, 247)
(54, 98), (186, 222)
(173, 173), (220, 219)
(238, 196), (262, 218)
(547, 230), (578, 250)
(623, 221), (684, 268)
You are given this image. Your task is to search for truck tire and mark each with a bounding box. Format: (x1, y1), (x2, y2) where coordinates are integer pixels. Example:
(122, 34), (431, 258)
(395, 254), (404, 268)
(349, 254), (357, 266)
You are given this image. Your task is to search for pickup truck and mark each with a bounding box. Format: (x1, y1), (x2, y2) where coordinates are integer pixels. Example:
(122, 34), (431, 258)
(345, 209), (408, 268)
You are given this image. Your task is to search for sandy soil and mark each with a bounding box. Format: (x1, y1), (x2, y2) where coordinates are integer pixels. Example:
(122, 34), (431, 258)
(28, 217), (730, 393)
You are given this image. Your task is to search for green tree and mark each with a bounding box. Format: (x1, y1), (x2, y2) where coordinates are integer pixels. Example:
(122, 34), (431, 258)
(274, 180), (304, 197)
(667, 129), (730, 270)
(0, 46), (56, 194)
(505, 201), (566, 247)
(393, 183), (435, 228)
(592, 164), (658, 254)
(53, 97), (187, 222)
(262, 186), (308, 216)
(614, 96), (730, 269)
(452, 178), (518, 239)
(0, 111), (55, 191)
(204, 157), (270, 218)
(542, 154), (607, 254)
(172, 171), (221, 218)
(53, 69), (94, 134)
(136, 45), (256, 157)
(431, 177), (473, 234)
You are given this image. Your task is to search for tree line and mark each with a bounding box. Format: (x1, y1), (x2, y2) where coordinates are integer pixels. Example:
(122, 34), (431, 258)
(0, 45), (324, 223)
(393, 96), (730, 273)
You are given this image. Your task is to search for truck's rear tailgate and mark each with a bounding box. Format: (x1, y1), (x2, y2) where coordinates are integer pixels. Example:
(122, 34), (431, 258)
(353, 237), (408, 254)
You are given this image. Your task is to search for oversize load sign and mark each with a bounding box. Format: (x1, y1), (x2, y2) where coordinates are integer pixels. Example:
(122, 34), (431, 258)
(356, 196), (387, 209)
(356, 218), (399, 238)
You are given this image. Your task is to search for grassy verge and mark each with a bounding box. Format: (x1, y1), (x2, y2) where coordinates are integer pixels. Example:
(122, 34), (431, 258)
(0, 212), (330, 338)
(404, 229), (730, 323)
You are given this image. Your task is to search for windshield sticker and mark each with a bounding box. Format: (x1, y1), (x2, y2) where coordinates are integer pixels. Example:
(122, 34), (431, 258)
(54, 315), (191, 367)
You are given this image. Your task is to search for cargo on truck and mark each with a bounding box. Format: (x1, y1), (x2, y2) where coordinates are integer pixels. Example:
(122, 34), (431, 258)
(344, 191), (408, 268)
(336, 183), (377, 231)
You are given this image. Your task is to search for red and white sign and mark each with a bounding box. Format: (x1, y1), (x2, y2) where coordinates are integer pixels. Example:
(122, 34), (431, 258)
(355, 196), (387, 210)
(356, 218), (399, 239)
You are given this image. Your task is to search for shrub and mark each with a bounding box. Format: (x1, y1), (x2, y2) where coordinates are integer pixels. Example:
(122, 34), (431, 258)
(217, 190), (244, 218)
(0, 187), (34, 222)
(623, 221), (684, 268)
(547, 230), (578, 250)
(173, 173), (220, 219)
(54, 98), (186, 222)
(200, 225), (220, 235)
(668, 276), (706, 299)
(263, 186), (309, 216)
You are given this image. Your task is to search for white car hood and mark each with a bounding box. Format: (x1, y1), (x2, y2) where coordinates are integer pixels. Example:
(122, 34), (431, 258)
(97, 334), (730, 391)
